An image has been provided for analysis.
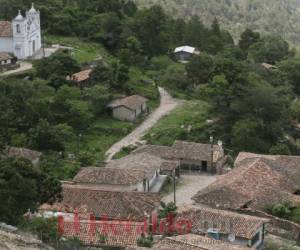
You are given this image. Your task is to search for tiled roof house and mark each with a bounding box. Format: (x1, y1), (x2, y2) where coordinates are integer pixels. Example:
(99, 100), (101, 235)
(192, 153), (300, 211)
(0, 21), (12, 37)
(133, 140), (226, 174)
(41, 184), (161, 221)
(176, 205), (268, 248)
(62, 219), (145, 248)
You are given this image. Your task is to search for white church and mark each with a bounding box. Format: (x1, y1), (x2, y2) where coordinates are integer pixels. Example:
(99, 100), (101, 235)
(0, 3), (42, 59)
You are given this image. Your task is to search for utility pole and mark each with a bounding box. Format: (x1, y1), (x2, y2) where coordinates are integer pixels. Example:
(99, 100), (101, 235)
(210, 136), (214, 173)
(173, 171), (176, 206)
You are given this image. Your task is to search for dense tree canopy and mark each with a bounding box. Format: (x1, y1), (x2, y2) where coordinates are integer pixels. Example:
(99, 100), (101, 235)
(0, 158), (61, 225)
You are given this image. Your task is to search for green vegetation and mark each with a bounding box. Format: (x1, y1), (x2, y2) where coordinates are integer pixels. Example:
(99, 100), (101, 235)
(267, 203), (300, 225)
(113, 145), (138, 160)
(137, 234), (154, 248)
(20, 217), (60, 243)
(135, 0), (300, 46)
(0, 158), (61, 225)
(2, 0), (300, 233)
(45, 35), (112, 63)
(144, 101), (209, 146)
(158, 202), (177, 219)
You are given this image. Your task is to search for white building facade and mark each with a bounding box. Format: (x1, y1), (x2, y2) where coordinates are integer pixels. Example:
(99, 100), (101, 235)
(0, 4), (42, 59)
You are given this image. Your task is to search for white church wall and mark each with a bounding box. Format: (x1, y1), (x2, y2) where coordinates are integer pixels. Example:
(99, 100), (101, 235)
(4, 4), (43, 59)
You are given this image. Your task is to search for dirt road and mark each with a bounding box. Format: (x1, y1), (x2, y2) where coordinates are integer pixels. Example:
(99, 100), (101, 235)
(105, 87), (181, 162)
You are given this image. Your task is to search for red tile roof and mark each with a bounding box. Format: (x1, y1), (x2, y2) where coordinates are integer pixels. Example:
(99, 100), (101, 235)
(193, 153), (300, 210)
(0, 21), (12, 37)
(176, 205), (268, 240)
(106, 153), (163, 177)
(0, 52), (13, 61)
(73, 167), (148, 186)
(133, 141), (224, 163)
(58, 184), (161, 221)
(71, 69), (92, 82)
(62, 219), (144, 247)
(160, 161), (179, 171)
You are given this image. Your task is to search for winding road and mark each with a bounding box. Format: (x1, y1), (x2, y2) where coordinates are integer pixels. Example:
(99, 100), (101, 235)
(105, 87), (181, 162)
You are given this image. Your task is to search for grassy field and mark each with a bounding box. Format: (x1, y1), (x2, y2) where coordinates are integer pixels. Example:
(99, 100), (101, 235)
(144, 100), (210, 146)
(66, 116), (135, 163)
(44, 35), (114, 63)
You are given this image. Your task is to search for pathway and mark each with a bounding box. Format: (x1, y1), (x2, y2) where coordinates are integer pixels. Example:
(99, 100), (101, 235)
(162, 174), (217, 206)
(105, 87), (181, 162)
(0, 61), (32, 77)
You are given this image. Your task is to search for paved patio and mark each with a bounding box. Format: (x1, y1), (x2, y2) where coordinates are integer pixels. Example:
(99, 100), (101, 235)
(162, 174), (217, 206)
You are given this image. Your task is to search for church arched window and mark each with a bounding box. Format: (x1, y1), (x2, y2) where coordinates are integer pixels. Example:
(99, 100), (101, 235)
(16, 24), (21, 33)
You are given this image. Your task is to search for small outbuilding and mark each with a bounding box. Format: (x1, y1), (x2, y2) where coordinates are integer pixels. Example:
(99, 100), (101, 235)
(0, 52), (17, 72)
(107, 95), (147, 121)
(174, 45), (200, 62)
(69, 69), (92, 89)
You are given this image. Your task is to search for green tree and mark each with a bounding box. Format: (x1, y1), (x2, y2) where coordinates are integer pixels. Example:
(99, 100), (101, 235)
(29, 119), (72, 152)
(34, 50), (80, 79)
(0, 158), (61, 225)
(186, 53), (214, 85)
(248, 36), (291, 64)
(90, 63), (113, 86)
(133, 5), (170, 56)
(278, 58), (300, 95)
(239, 28), (260, 51)
(84, 85), (110, 115)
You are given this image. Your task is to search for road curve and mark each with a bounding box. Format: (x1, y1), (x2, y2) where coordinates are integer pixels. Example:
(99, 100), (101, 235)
(105, 87), (181, 162)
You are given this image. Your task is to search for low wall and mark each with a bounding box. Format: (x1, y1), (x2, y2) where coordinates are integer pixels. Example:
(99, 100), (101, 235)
(240, 209), (300, 243)
(0, 63), (19, 73)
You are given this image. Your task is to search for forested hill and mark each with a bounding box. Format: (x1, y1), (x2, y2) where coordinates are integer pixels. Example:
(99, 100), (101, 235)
(135, 0), (300, 46)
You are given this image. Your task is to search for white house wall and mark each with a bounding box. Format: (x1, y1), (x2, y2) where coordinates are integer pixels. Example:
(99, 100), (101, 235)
(0, 37), (14, 53)
(113, 106), (135, 121)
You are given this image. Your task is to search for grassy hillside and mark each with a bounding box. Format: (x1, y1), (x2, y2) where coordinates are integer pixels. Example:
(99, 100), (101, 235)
(135, 0), (300, 46)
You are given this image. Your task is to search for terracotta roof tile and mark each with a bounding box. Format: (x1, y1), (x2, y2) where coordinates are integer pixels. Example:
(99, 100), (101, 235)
(108, 95), (147, 111)
(176, 205), (268, 240)
(133, 141), (224, 163)
(73, 167), (148, 186)
(172, 140), (224, 162)
(62, 219), (144, 247)
(133, 145), (176, 159)
(0, 21), (12, 37)
(106, 153), (163, 176)
(71, 69), (92, 82)
(160, 161), (179, 171)
(57, 184), (161, 221)
(0, 52), (13, 61)
(193, 153), (300, 210)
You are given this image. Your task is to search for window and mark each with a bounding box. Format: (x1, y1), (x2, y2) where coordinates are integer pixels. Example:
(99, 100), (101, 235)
(16, 24), (20, 33)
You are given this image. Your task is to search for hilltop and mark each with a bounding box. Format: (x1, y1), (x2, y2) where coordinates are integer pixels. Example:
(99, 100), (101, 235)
(135, 0), (300, 46)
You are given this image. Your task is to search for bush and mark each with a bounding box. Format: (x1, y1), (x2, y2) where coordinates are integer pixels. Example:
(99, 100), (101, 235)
(137, 234), (153, 248)
(78, 151), (96, 167)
